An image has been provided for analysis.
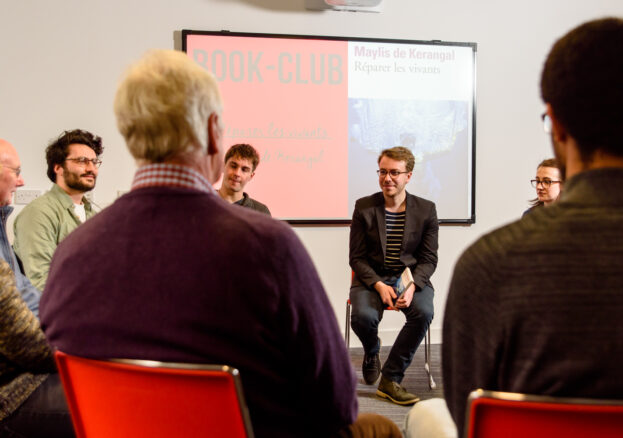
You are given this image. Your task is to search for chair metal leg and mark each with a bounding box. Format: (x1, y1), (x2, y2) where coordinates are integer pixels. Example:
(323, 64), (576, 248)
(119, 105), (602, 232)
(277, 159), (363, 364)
(424, 325), (436, 389)
(347, 296), (436, 389)
(345, 299), (351, 349)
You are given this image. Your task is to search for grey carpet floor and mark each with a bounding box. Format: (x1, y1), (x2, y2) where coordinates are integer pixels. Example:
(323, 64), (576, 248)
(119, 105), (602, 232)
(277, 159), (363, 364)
(350, 344), (444, 431)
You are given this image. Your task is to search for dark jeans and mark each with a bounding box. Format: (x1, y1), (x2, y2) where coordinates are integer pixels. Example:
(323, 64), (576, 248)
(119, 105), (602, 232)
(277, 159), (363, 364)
(350, 278), (434, 383)
(1, 374), (75, 438)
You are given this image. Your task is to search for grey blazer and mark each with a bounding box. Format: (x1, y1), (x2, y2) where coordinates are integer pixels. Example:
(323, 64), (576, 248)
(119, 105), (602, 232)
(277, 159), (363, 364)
(349, 191), (439, 291)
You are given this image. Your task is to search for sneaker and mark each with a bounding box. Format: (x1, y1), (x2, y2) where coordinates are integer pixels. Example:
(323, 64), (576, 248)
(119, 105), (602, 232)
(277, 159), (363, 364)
(362, 338), (381, 384)
(376, 376), (420, 405)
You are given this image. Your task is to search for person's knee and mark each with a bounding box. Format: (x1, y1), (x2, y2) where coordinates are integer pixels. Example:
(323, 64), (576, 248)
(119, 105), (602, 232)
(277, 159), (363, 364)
(350, 308), (379, 332)
(421, 307), (434, 325)
(404, 304), (433, 331)
(411, 287), (434, 324)
(404, 398), (457, 438)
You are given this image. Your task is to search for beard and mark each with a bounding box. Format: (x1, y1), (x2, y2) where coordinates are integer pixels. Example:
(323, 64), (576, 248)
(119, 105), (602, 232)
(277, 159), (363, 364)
(63, 166), (96, 192)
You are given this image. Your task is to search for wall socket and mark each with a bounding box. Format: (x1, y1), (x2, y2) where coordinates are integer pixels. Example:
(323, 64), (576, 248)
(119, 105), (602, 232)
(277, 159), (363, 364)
(14, 189), (42, 205)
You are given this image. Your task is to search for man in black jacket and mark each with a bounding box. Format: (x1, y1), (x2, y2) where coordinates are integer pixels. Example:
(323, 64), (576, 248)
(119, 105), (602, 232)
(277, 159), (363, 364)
(350, 146), (438, 406)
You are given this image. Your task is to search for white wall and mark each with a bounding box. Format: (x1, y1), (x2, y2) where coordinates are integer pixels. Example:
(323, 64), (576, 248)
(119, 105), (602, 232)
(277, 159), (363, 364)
(2, 0), (622, 345)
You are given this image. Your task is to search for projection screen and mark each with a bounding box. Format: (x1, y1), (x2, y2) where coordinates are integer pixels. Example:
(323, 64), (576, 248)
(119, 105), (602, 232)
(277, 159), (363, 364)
(182, 30), (477, 224)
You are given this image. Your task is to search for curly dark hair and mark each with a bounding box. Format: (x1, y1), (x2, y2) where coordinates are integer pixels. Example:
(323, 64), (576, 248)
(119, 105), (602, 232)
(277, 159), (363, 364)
(46, 129), (103, 183)
(540, 17), (623, 160)
(225, 144), (260, 171)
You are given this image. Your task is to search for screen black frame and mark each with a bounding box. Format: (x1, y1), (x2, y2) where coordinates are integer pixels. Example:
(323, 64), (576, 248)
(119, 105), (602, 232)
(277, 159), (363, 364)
(182, 29), (477, 225)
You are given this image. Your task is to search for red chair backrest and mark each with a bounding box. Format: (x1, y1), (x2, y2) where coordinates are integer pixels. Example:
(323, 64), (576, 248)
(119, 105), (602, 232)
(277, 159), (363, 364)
(465, 389), (623, 438)
(55, 351), (254, 438)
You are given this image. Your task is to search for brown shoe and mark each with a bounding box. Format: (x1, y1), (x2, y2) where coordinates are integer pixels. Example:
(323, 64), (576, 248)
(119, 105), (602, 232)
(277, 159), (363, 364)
(376, 376), (420, 405)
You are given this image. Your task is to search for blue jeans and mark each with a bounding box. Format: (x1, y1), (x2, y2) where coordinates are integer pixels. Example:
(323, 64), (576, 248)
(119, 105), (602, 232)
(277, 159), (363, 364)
(0, 374), (75, 438)
(350, 278), (434, 383)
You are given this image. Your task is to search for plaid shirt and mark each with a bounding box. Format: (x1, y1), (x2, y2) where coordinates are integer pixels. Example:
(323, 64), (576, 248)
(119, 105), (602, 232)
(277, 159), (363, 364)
(131, 163), (216, 194)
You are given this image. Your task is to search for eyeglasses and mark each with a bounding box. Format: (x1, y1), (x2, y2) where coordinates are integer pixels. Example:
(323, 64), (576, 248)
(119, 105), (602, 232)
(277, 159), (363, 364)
(66, 157), (102, 168)
(2, 165), (21, 177)
(531, 178), (561, 188)
(541, 112), (552, 134)
(377, 169), (409, 178)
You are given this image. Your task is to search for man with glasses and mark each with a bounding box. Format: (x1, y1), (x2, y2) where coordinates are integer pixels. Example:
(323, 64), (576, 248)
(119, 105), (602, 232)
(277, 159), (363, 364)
(14, 129), (102, 290)
(443, 18), (623, 437)
(349, 146), (438, 405)
(0, 139), (41, 315)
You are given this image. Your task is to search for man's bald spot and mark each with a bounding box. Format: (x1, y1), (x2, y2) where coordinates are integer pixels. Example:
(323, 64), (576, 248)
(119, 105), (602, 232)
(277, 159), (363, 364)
(0, 139), (17, 160)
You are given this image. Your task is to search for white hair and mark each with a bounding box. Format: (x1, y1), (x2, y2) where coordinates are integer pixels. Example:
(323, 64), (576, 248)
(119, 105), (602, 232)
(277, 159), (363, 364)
(114, 49), (223, 162)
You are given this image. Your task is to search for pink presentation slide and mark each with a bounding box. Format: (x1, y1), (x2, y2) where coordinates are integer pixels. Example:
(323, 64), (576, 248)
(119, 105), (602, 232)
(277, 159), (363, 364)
(187, 35), (349, 219)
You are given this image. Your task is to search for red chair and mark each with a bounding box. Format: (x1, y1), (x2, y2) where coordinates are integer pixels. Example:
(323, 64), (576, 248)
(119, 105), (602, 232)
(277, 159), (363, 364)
(465, 389), (623, 438)
(55, 351), (254, 438)
(346, 271), (435, 389)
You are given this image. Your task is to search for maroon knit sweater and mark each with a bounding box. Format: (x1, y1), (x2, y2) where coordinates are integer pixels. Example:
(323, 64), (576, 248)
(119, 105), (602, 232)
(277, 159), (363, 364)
(41, 186), (357, 438)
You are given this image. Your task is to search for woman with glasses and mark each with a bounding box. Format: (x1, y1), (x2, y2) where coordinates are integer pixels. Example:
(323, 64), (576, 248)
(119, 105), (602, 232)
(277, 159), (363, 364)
(523, 158), (562, 216)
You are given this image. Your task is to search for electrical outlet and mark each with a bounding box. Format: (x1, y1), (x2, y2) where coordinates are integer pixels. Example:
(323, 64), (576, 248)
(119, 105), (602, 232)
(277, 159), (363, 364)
(14, 189), (42, 205)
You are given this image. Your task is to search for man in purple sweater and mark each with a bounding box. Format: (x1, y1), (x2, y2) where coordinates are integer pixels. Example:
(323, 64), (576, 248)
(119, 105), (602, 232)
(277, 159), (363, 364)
(39, 50), (367, 438)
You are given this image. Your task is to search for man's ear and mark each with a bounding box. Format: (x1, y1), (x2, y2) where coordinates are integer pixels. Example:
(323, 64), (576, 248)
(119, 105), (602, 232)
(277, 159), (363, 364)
(206, 113), (221, 156)
(54, 163), (64, 177)
(546, 103), (568, 145)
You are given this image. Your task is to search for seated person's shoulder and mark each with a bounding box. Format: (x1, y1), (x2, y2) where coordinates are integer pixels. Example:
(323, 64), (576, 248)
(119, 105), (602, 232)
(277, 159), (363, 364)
(228, 199), (284, 232)
(249, 198), (271, 215)
(15, 194), (59, 227)
(226, 205), (308, 264)
(461, 216), (542, 270)
(355, 192), (384, 210)
(16, 192), (49, 215)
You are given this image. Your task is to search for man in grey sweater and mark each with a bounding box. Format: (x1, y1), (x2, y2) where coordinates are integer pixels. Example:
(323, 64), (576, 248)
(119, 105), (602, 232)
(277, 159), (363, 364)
(443, 17), (623, 437)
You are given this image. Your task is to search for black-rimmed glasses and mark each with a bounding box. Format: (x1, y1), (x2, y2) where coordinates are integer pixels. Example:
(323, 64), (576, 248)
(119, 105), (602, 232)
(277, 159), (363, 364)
(66, 157), (102, 168)
(377, 169), (409, 178)
(2, 165), (21, 177)
(531, 178), (561, 188)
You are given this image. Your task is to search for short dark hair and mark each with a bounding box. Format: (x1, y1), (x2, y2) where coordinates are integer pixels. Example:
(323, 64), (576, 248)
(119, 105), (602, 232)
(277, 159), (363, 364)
(378, 146), (415, 172)
(46, 129), (103, 183)
(225, 144), (260, 171)
(541, 17), (623, 160)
